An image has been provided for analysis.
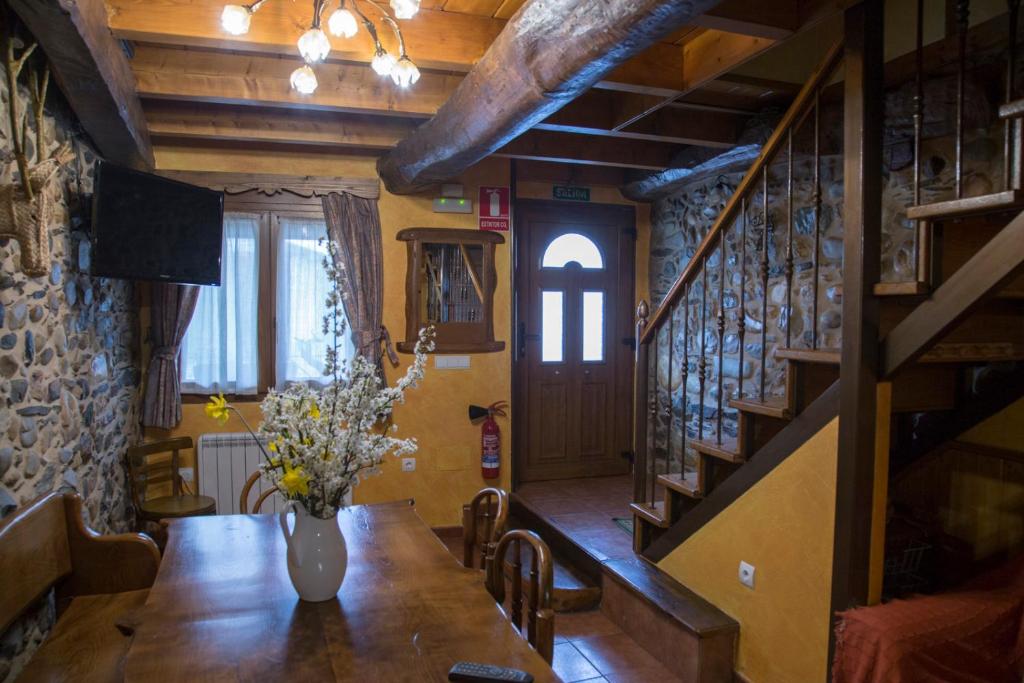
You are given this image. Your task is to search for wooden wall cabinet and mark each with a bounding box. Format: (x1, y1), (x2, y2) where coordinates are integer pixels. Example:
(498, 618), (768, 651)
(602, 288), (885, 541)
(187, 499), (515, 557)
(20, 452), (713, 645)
(397, 228), (505, 354)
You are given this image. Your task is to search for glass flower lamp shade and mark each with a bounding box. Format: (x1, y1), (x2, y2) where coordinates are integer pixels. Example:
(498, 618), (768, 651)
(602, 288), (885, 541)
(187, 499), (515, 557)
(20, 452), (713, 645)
(327, 8), (358, 38)
(221, 4), (253, 35)
(391, 55), (420, 87)
(297, 27), (332, 63)
(290, 65), (319, 94)
(371, 48), (396, 76)
(389, 0), (420, 19)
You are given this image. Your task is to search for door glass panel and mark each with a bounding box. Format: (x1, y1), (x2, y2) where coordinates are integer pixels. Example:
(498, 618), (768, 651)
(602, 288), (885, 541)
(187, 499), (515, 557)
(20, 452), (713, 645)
(541, 290), (564, 362)
(542, 233), (604, 269)
(582, 291), (604, 362)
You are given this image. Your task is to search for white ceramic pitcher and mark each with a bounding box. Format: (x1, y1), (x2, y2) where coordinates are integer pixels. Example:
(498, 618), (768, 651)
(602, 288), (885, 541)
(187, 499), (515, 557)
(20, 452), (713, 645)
(279, 501), (347, 602)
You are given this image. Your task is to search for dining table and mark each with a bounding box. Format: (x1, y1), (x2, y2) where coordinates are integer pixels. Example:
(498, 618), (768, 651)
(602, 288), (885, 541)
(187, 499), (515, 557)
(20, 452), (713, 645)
(122, 501), (561, 682)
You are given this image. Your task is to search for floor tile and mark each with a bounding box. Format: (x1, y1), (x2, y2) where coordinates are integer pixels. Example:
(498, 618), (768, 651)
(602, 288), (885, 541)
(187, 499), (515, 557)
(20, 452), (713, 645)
(552, 642), (602, 682)
(555, 610), (623, 642)
(571, 634), (673, 677)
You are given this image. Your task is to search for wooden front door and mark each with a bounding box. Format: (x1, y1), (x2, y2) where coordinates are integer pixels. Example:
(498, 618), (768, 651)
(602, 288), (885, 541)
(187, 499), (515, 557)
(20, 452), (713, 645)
(514, 201), (635, 483)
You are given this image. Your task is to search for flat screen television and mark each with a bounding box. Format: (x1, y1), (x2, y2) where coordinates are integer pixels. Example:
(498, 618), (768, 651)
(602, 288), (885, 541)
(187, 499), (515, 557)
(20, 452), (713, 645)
(91, 162), (225, 285)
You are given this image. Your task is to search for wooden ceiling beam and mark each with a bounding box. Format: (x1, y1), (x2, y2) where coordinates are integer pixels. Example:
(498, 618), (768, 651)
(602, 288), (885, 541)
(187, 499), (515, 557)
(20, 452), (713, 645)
(144, 101), (419, 149)
(8, 0), (153, 168)
(377, 0), (724, 193)
(692, 0), (800, 40)
(495, 130), (677, 170)
(107, 0), (505, 72)
(130, 45), (459, 118)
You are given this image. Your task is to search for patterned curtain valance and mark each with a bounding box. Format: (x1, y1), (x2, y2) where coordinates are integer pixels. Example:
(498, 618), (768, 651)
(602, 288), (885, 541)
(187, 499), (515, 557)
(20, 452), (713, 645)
(159, 171), (380, 201)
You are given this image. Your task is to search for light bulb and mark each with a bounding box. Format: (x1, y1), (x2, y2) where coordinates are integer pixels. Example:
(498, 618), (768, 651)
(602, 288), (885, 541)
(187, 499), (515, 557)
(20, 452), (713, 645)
(290, 65), (318, 94)
(371, 48), (396, 76)
(389, 0), (420, 19)
(327, 8), (358, 38)
(297, 27), (331, 64)
(390, 55), (420, 87)
(220, 4), (253, 35)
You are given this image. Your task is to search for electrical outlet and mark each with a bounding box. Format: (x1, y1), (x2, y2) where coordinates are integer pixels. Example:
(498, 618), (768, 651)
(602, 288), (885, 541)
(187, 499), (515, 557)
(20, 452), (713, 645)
(401, 458), (416, 472)
(739, 561), (755, 589)
(178, 468), (194, 482)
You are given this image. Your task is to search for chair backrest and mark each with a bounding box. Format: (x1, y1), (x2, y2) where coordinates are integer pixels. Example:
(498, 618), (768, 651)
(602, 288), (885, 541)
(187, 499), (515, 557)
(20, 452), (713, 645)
(487, 529), (554, 664)
(462, 487), (509, 571)
(0, 492), (71, 633)
(239, 471), (277, 514)
(126, 436), (194, 508)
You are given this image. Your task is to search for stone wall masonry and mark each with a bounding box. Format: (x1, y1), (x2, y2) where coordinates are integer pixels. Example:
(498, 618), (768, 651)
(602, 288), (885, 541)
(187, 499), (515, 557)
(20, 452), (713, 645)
(0, 77), (142, 681)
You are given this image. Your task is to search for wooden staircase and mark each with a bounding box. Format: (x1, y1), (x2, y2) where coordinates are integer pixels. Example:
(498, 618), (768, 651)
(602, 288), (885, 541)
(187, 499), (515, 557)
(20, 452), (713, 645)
(629, 9), (1024, 562)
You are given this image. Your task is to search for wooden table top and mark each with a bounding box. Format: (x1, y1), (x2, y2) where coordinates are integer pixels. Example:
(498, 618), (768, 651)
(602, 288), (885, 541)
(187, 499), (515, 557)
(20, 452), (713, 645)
(124, 502), (560, 682)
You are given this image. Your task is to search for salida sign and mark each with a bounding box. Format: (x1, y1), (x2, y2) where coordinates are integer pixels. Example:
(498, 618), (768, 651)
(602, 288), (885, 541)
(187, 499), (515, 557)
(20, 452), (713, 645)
(478, 186), (510, 231)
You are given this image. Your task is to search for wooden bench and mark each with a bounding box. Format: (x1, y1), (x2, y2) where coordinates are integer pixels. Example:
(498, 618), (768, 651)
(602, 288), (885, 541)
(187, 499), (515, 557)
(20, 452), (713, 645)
(0, 492), (160, 681)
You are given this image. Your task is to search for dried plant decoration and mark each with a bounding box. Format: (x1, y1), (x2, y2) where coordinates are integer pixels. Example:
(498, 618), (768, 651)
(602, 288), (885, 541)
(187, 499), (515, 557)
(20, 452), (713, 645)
(0, 10), (73, 277)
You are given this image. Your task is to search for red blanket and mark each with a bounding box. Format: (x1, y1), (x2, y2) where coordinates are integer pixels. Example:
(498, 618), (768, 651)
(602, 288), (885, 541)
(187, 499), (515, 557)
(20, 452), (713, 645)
(833, 556), (1024, 683)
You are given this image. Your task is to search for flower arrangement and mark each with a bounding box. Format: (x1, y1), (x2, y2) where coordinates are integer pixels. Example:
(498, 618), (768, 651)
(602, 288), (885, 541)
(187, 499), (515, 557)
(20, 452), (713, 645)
(206, 237), (434, 519)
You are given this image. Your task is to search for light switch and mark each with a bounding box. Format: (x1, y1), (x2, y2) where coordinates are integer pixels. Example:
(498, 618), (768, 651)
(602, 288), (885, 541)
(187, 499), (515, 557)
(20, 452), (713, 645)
(739, 561), (755, 589)
(434, 355), (471, 369)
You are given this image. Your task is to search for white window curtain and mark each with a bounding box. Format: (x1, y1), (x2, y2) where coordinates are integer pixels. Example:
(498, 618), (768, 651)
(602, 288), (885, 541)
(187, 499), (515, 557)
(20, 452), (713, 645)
(180, 214), (261, 394)
(276, 216), (354, 389)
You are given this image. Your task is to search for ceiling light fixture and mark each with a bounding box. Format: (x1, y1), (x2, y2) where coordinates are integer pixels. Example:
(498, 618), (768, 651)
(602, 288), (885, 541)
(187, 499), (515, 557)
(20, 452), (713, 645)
(219, 0), (420, 93)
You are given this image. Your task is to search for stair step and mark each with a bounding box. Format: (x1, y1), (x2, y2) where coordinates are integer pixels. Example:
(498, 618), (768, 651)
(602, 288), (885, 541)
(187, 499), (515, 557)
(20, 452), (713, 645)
(775, 347), (841, 364)
(874, 281), (930, 296)
(729, 396), (792, 419)
(630, 500), (670, 528)
(906, 189), (1024, 222)
(918, 341), (1024, 363)
(690, 436), (745, 464)
(657, 471), (703, 497)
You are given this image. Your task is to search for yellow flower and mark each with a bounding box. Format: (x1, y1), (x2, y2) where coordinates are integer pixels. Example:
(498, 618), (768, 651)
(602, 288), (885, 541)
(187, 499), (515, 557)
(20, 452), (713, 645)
(279, 461), (309, 497)
(268, 441), (278, 453)
(204, 393), (230, 425)
(308, 402), (321, 419)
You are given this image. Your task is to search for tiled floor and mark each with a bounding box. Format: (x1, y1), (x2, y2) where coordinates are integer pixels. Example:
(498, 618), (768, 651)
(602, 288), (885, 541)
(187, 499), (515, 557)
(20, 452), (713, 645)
(515, 474), (635, 562)
(435, 475), (680, 682)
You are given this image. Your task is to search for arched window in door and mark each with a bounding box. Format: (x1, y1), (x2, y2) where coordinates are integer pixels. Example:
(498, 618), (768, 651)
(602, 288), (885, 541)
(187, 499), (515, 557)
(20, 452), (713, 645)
(541, 233), (604, 269)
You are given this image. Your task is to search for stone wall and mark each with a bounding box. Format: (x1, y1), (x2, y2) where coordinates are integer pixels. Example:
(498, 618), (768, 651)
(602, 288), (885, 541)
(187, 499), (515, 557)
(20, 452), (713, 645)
(648, 72), (1003, 472)
(0, 79), (142, 680)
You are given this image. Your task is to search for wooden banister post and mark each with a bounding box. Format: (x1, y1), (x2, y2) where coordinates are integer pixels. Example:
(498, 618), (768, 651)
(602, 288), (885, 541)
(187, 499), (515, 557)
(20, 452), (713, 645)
(632, 300), (650, 506)
(830, 0), (884, 658)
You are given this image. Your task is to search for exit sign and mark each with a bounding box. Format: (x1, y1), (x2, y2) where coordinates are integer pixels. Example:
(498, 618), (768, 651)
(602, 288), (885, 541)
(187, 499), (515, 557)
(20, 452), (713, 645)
(553, 185), (590, 202)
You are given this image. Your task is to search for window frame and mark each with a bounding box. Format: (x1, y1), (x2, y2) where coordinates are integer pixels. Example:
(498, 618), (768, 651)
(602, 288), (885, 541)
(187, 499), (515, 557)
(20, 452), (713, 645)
(181, 192), (334, 401)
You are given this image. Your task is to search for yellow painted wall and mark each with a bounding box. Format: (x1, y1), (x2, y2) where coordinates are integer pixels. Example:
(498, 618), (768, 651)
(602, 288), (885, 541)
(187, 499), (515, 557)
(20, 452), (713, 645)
(657, 419), (840, 683)
(144, 144), (648, 527)
(959, 397), (1024, 451)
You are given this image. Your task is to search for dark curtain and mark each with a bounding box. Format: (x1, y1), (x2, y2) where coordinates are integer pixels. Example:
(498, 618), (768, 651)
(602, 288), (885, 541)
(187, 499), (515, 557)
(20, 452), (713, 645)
(142, 283), (200, 429)
(321, 192), (398, 374)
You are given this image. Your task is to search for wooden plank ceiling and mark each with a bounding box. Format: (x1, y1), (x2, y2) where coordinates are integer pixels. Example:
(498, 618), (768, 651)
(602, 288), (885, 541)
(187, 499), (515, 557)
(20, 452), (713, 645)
(105, 0), (838, 173)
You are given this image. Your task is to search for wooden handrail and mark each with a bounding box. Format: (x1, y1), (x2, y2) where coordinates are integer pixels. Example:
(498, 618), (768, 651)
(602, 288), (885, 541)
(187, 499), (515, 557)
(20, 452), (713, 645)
(639, 39), (845, 346)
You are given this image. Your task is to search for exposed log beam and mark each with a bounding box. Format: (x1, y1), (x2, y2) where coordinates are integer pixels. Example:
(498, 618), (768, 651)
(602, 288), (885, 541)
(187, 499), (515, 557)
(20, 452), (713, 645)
(8, 0), (153, 168)
(144, 100), (418, 149)
(377, 0), (725, 193)
(130, 45), (459, 118)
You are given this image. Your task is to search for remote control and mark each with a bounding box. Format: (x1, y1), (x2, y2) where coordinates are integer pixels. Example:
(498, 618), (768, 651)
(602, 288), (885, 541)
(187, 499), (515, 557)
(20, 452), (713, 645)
(448, 661), (534, 682)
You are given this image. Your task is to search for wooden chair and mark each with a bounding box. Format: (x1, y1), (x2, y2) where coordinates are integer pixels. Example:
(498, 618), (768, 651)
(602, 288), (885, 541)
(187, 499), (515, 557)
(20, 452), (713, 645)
(0, 492), (160, 680)
(462, 487), (509, 573)
(126, 437), (216, 527)
(487, 529), (555, 664)
(239, 470), (278, 513)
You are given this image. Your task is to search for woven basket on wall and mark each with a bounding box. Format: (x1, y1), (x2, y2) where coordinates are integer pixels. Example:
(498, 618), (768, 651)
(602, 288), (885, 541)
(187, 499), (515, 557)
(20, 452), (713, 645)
(0, 144), (72, 277)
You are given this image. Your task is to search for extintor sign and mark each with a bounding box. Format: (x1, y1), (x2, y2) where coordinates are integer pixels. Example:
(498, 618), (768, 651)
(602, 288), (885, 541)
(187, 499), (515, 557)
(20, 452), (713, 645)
(478, 186), (510, 231)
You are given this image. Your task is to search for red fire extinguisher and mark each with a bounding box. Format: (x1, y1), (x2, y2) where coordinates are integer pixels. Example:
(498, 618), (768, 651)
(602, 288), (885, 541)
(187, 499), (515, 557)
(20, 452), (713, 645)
(470, 401), (507, 480)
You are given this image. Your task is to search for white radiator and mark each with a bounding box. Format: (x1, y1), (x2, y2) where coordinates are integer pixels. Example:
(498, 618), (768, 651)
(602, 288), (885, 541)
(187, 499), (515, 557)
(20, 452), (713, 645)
(197, 433), (285, 514)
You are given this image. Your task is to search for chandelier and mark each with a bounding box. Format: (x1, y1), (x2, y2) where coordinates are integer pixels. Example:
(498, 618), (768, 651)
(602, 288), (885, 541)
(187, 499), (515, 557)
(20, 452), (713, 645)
(220, 0), (421, 94)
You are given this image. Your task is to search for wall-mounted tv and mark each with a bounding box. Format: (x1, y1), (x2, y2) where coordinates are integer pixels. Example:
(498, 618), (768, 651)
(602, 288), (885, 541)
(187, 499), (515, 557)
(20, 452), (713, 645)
(91, 162), (224, 285)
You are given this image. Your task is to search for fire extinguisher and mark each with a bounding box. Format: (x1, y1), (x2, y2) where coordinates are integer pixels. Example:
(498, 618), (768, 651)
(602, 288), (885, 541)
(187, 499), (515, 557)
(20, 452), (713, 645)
(469, 401), (507, 480)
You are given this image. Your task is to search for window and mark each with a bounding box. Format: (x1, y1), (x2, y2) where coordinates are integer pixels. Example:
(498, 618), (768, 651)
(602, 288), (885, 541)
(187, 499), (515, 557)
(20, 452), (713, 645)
(541, 290), (564, 363)
(541, 233), (604, 269)
(581, 291), (605, 362)
(181, 211), (353, 395)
